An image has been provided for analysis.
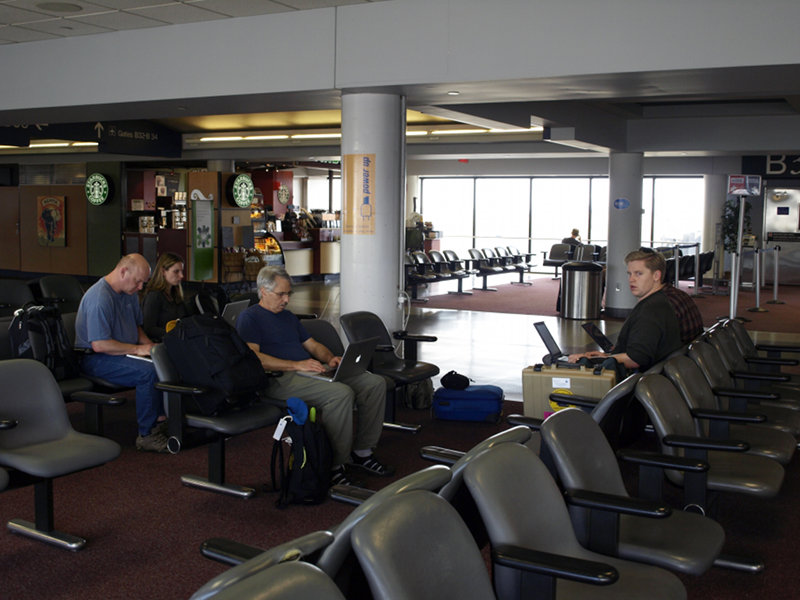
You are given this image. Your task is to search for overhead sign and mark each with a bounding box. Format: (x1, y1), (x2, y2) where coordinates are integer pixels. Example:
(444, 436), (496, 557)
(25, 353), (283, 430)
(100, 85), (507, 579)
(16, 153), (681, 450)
(742, 155), (800, 178)
(0, 120), (181, 157)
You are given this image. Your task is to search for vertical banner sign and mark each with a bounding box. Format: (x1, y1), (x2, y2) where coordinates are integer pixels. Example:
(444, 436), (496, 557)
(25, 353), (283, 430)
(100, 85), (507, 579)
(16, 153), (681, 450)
(38, 196), (66, 246)
(343, 154), (376, 235)
(191, 196), (214, 280)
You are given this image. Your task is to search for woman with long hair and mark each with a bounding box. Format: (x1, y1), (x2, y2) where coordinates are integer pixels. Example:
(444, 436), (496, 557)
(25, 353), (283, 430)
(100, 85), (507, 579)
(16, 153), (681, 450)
(141, 252), (188, 342)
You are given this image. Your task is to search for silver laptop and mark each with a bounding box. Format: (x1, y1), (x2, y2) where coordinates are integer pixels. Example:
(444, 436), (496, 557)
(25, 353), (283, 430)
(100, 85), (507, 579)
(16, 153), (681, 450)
(297, 337), (378, 382)
(221, 299), (250, 327)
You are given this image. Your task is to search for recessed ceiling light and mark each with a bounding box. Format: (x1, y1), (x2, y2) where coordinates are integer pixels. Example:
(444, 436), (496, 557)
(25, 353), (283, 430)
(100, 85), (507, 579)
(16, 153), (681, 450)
(37, 2), (82, 12)
(446, 91), (460, 96)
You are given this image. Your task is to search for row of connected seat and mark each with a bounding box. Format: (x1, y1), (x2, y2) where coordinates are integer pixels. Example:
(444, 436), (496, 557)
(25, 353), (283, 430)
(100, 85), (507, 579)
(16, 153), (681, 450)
(542, 242), (607, 277)
(404, 246), (538, 298)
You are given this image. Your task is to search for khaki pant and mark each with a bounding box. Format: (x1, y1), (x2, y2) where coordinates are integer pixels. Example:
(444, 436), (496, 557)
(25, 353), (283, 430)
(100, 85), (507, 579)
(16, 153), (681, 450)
(263, 371), (386, 466)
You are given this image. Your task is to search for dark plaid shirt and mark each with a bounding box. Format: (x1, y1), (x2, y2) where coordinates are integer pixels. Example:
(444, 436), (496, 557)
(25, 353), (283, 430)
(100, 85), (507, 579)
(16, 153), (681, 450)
(663, 284), (704, 344)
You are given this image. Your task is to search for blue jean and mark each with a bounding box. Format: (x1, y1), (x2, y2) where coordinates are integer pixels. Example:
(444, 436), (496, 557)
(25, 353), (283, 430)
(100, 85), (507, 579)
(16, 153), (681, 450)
(81, 353), (162, 436)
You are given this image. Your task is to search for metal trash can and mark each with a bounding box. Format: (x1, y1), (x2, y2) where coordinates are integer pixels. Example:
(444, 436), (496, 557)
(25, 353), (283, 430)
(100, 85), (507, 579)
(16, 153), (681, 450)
(561, 261), (603, 320)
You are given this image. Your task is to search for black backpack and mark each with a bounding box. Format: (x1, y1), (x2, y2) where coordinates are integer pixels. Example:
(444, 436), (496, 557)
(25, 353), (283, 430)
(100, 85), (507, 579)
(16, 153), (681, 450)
(162, 313), (268, 415)
(270, 410), (333, 508)
(9, 304), (81, 381)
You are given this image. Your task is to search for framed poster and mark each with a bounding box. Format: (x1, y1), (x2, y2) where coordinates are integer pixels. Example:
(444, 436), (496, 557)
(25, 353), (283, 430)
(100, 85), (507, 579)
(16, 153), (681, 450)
(38, 196), (66, 247)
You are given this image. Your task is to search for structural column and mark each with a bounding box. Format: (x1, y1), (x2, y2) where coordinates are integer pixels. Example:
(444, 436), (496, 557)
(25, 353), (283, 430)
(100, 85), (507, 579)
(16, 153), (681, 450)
(605, 152), (643, 318)
(340, 92), (406, 331)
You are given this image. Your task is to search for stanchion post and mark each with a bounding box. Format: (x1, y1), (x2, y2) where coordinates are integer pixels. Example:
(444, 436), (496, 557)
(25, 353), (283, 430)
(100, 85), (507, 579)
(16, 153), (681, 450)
(767, 244), (785, 305)
(673, 244), (680, 289)
(728, 252), (738, 319)
(747, 248), (767, 313)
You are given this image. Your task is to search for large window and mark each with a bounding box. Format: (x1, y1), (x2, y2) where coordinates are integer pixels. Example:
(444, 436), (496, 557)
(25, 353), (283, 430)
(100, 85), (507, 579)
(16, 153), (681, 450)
(419, 175), (704, 259)
(475, 178), (530, 253)
(420, 178), (474, 257)
(531, 178), (590, 257)
(306, 176), (341, 212)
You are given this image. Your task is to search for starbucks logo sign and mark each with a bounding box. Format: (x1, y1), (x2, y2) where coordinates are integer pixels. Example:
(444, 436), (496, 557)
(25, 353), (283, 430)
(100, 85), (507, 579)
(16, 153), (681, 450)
(231, 174), (255, 208)
(85, 173), (111, 206)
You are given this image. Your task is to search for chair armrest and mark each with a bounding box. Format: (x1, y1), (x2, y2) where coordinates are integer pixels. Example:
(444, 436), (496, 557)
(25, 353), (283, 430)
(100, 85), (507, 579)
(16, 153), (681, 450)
(690, 407), (766, 424)
(200, 537), (267, 566)
(419, 445), (465, 465)
(564, 489), (671, 519)
(617, 449), (709, 473)
(492, 544), (618, 586)
(69, 391), (126, 406)
(746, 356), (798, 367)
(294, 313), (319, 320)
(506, 414), (544, 431)
(730, 370), (789, 383)
(155, 381), (207, 395)
(376, 345), (396, 353)
(393, 330), (437, 343)
(663, 434), (749, 452)
(0, 419), (18, 430)
(549, 392), (599, 408)
(329, 483), (375, 506)
(714, 387), (780, 401)
(755, 343), (800, 355)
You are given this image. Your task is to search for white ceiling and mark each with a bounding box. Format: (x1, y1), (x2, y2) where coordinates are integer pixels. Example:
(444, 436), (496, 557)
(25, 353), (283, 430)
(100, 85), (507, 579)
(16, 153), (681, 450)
(0, 0), (378, 43)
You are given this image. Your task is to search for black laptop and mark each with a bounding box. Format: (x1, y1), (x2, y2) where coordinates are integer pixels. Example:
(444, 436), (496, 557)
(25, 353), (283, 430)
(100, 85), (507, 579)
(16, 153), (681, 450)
(581, 321), (615, 353)
(533, 321), (607, 366)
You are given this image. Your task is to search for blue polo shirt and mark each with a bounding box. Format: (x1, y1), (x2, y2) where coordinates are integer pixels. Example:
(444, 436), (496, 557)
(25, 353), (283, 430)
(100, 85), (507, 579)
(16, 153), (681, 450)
(236, 304), (311, 361)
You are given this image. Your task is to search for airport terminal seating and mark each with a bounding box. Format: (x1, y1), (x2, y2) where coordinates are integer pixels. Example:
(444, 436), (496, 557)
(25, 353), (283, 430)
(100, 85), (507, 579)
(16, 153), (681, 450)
(37, 274), (86, 314)
(494, 246), (533, 285)
(0, 359), (121, 551)
(0, 278), (35, 317)
(542, 243), (573, 278)
(724, 317), (800, 376)
(541, 407), (725, 576)
(427, 249), (471, 294)
(352, 488), (621, 600)
(663, 355), (796, 465)
(462, 442), (687, 599)
(687, 340), (800, 436)
(403, 252), (436, 301)
(196, 465), (452, 599)
(151, 343), (283, 498)
(468, 248), (505, 291)
(198, 560), (347, 600)
(634, 373), (785, 517)
(340, 310), (438, 431)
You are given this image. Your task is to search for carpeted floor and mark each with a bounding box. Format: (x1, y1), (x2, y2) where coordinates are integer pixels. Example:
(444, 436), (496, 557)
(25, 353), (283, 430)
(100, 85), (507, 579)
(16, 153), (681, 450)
(422, 276), (800, 334)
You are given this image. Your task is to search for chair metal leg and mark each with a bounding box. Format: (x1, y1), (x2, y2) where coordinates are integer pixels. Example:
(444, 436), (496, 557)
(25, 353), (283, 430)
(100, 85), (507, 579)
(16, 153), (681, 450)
(713, 554), (765, 573)
(179, 438), (255, 498)
(7, 480), (87, 551)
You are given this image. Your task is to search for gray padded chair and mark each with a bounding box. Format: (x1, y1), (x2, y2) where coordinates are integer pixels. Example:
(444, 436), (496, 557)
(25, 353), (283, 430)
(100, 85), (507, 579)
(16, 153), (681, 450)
(352, 490), (499, 600)
(634, 374), (784, 515)
(196, 465), (452, 599)
(37, 274), (85, 314)
(0, 359), (121, 550)
(705, 326), (800, 398)
(663, 355), (796, 464)
(724, 318), (800, 372)
(542, 242), (573, 278)
(463, 442), (686, 600)
(191, 530), (335, 600)
(688, 340), (800, 436)
(151, 343), (283, 498)
(0, 278), (35, 317)
(206, 560), (347, 600)
(541, 407), (725, 576)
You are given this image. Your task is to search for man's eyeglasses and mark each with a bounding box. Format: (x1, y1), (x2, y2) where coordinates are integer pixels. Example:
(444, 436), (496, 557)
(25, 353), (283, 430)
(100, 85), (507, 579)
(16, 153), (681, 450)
(267, 289), (293, 299)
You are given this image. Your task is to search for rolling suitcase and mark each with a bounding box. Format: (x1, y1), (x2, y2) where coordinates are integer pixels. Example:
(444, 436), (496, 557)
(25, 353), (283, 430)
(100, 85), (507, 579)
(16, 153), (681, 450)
(522, 363), (616, 419)
(433, 384), (503, 423)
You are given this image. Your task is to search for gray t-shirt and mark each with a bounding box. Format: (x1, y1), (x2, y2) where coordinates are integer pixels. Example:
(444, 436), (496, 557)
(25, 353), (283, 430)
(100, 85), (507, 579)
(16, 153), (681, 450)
(75, 278), (142, 349)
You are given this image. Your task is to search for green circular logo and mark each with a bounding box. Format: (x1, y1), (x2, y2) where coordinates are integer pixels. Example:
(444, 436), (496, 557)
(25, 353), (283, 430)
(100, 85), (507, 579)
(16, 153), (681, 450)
(278, 184), (290, 205)
(231, 174), (255, 208)
(85, 173), (110, 206)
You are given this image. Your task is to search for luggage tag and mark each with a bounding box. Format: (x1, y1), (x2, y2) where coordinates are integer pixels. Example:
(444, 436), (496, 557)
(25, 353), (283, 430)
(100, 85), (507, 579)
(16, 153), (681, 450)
(273, 415), (293, 442)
